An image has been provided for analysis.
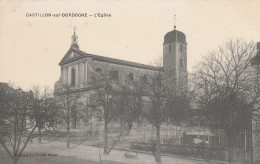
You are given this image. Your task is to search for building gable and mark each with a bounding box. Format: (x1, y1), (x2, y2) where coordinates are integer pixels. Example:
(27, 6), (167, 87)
(59, 48), (86, 66)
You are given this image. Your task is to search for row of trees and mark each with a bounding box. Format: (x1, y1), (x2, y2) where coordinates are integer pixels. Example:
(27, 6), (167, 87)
(1, 74), (186, 164)
(85, 38), (260, 163)
(58, 64), (190, 164)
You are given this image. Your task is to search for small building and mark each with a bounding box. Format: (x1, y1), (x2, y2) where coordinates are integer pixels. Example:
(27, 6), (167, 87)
(250, 42), (260, 163)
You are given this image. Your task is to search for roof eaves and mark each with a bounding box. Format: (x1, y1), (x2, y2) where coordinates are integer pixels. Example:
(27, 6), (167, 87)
(72, 49), (159, 71)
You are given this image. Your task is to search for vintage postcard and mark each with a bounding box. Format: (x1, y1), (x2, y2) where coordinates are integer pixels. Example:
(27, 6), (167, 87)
(0, 0), (259, 164)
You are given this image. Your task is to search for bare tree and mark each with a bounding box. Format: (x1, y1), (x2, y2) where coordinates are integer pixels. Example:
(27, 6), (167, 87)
(55, 85), (80, 148)
(81, 102), (94, 134)
(0, 83), (56, 164)
(190, 39), (260, 164)
(31, 86), (56, 143)
(0, 85), (34, 164)
(88, 65), (121, 154)
(141, 60), (188, 164)
(117, 79), (143, 135)
(0, 83), (58, 164)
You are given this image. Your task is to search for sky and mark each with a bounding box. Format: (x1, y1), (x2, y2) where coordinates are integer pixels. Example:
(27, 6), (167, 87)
(0, 0), (259, 91)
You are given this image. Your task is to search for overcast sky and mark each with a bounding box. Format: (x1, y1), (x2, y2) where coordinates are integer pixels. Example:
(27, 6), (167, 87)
(0, 0), (259, 91)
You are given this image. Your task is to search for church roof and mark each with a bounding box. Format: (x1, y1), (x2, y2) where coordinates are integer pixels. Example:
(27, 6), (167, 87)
(163, 29), (187, 45)
(59, 48), (159, 71)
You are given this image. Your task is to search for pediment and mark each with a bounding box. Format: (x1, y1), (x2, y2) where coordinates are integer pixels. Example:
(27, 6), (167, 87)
(59, 48), (86, 65)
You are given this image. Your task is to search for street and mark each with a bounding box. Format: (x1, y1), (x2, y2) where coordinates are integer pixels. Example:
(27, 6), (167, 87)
(19, 141), (226, 164)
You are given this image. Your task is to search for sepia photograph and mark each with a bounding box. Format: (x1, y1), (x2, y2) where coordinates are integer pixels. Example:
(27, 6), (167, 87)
(0, 0), (259, 164)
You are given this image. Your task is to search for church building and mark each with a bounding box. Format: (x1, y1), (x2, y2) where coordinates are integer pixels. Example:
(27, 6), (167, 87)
(54, 26), (188, 95)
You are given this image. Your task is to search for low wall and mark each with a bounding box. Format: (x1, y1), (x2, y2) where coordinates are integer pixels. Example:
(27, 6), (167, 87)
(130, 142), (251, 163)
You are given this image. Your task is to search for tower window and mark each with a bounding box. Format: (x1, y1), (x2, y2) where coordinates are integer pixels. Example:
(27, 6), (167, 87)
(180, 44), (183, 51)
(169, 45), (171, 52)
(71, 68), (76, 86)
(180, 59), (183, 67)
(129, 73), (134, 81)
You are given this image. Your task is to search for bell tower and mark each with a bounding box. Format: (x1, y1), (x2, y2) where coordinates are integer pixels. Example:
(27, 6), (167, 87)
(163, 16), (188, 94)
(71, 26), (79, 49)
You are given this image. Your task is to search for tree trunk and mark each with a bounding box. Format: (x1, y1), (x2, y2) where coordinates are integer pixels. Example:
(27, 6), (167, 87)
(248, 124), (253, 164)
(156, 126), (161, 164)
(227, 132), (234, 164)
(66, 121), (70, 148)
(104, 121), (108, 154)
(38, 127), (42, 143)
(228, 147), (233, 164)
(72, 111), (77, 129)
(120, 117), (124, 135)
(90, 117), (93, 132)
(13, 157), (19, 164)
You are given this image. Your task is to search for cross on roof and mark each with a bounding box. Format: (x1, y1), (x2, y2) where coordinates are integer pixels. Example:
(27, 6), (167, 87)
(74, 26), (77, 35)
(174, 14), (178, 29)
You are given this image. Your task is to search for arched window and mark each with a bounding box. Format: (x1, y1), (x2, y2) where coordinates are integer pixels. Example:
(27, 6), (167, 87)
(180, 59), (183, 67)
(180, 44), (183, 51)
(71, 68), (76, 86)
(129, 73), (134, 81)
